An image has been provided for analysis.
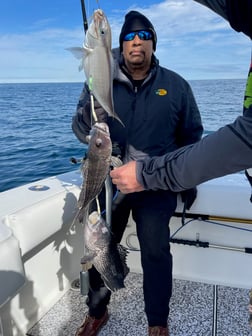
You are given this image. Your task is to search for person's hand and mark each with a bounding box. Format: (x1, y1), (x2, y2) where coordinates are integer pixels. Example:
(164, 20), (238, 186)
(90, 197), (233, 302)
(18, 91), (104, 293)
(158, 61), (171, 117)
(110, 161), (145, 194)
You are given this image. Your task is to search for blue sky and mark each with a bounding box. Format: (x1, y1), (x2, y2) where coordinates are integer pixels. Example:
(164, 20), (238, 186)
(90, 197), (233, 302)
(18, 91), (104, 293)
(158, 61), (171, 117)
(0, 0), (251, 83)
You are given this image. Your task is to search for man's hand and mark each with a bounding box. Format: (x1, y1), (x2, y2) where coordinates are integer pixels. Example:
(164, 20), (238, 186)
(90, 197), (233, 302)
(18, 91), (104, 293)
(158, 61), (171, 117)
(110, 161), (145, 194)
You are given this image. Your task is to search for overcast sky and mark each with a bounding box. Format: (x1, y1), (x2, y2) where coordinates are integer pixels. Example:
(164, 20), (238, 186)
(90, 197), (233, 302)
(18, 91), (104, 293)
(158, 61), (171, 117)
(0, 0), (251, 83)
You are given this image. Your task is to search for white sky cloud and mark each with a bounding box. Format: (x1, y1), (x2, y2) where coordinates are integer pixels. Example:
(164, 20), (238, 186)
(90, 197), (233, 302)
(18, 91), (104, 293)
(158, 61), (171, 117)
(0, 0), (251, 83)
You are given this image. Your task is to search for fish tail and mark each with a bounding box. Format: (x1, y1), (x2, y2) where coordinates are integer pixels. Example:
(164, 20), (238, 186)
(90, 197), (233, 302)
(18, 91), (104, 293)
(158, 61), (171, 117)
(118, 244), (130, 277)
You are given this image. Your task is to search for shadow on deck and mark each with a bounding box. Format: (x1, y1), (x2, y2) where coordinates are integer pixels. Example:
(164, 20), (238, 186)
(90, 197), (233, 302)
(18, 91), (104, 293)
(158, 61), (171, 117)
(27, 272), (252, 336)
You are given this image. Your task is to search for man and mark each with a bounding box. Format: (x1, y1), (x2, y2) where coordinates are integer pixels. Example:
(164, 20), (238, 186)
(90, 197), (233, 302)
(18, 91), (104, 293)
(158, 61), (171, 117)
(110, 0), (252, 195)
(72, 10), (203, 336)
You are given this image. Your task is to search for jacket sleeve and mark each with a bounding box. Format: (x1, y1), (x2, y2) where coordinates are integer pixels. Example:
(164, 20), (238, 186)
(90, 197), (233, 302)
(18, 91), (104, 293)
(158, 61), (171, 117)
(193, 0), (228, 20)
(225, 0), (252, 38)
(72, 84), (92, 144)
(194, 0), (252, 39)
(136, 115), (252, 192)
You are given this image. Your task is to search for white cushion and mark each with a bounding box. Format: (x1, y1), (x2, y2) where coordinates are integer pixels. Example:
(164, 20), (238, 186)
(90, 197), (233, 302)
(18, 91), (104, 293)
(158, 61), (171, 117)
(5, 191), (78, 256)
(0, 222), (25, 306)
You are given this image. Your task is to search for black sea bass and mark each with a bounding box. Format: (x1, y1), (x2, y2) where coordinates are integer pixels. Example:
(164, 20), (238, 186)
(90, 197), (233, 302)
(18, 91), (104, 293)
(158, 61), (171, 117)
(82, 211), (129, 291)
(77, 122), (112, 222)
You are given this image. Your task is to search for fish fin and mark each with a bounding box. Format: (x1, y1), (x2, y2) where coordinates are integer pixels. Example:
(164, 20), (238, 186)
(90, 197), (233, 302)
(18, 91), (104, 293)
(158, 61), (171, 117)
(66, 47), (86, 59)
(85, 135), (91, 143)
(71, 201), (89, 225)
(77, 201), (91, 223)
(118, 244), (130, 277)
(112, 112), (125, 127)
(66, 47), (87, 71)
(102, 271), (125, 292)
(94, 247), (126, 292)
(81, 254), (95, 264)
(97, 244), (129, 292)
(111, 156), (122, 168)
(70, 205), (85, 231)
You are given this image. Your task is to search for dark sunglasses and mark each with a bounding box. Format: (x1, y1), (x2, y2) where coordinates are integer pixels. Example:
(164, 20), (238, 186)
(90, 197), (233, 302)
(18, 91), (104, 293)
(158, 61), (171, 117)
(123, 30), (153, 41)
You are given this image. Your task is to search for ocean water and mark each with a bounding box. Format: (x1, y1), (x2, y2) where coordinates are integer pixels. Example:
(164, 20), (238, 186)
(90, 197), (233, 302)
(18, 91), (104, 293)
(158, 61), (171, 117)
(0, 79), (246, 192)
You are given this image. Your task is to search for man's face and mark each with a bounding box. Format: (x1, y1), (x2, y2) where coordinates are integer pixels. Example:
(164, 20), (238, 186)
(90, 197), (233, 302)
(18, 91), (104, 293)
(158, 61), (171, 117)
(122, 31), (153, 71)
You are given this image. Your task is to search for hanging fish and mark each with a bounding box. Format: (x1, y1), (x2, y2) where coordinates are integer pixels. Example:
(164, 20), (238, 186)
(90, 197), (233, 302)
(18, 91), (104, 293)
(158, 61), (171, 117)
(82, 210), (129, 291)
(67, 9), (123, 125)
(76, 122), (121, 223)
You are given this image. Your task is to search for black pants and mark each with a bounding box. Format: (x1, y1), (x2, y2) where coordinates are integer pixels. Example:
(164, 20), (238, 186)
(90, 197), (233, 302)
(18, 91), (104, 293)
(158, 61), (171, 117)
(86, 189), (177, 327)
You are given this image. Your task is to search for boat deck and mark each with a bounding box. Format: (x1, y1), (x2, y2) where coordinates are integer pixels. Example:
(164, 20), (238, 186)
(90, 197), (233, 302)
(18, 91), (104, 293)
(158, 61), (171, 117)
(27, 272), (252, 336)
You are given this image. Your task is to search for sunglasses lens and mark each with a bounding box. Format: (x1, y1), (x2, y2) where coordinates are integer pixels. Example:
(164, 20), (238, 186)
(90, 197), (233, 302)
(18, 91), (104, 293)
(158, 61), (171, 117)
(138, 31), (152, 40)
(123, 30), (153, 41)
(124, 32), (136, 41)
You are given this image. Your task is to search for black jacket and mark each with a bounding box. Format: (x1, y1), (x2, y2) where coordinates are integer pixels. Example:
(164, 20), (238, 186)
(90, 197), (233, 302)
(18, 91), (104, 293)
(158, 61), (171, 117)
(72, 51), (203, 163)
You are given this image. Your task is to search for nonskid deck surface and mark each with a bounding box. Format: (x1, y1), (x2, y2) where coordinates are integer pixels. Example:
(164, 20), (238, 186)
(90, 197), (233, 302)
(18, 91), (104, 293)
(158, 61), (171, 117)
(27, 272), (252, 336)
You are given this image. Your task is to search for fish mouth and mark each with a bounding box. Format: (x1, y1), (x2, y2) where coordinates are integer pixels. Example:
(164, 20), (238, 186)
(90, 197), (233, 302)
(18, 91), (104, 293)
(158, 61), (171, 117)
(89, 211), (99, 224)
(94, 122), (110, 133)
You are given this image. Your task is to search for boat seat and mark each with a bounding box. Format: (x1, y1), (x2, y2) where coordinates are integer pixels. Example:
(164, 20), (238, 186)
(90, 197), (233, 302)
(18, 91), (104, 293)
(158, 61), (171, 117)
(0, 172), (80, 308)
(4, 191), (77, 256)
(0, 220), (25, 307)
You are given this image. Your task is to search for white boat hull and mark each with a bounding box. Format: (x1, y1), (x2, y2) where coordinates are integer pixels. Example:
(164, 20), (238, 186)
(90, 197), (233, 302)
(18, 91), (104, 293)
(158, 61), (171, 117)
(0, 170), (252, 335)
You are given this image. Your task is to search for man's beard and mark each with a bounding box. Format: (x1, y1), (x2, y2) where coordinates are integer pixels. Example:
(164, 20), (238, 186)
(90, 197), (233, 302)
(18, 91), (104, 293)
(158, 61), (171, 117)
(128, 57), (146, 68)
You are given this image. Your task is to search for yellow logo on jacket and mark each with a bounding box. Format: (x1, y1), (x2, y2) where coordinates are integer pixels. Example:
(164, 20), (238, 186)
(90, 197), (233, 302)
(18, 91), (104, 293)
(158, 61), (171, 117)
(155, 89), (167, 96)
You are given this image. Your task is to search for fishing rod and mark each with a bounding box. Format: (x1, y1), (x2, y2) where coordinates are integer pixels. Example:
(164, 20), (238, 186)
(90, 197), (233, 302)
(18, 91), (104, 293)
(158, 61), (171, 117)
(174, 211), (252, 225)
(78, 1), (90, 297)
(74, 0), (93, 297)
(79, 0), (108, 220)
(169, 211), (252, 253)
(80, 0), (98, 123)
(126, 232), (252, 254)
(170, 237), (252, 254)
(80, 0), (88, 33)
(79, 0), (112, 221)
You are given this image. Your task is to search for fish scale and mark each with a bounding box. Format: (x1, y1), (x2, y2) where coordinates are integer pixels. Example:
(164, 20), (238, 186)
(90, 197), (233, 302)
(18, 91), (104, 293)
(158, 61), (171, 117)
(82, 211), (129, 291)
(67, 9), (123, 125)
(77, 122), (112, 222)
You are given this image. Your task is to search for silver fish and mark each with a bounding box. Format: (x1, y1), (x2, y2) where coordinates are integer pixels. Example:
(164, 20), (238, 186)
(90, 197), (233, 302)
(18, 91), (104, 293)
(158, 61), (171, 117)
(77, 122), (112, 222)
(68, 9), (122, 125)
(82, 211), (129, 291)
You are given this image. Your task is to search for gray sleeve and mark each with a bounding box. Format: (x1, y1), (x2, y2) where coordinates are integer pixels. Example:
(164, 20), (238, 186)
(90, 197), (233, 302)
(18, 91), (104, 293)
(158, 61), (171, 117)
(136, 115), (252, 192)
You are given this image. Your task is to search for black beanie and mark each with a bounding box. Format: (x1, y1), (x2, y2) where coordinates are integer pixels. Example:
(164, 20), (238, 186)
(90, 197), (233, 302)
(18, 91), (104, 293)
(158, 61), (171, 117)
(119, 11), (157, 51)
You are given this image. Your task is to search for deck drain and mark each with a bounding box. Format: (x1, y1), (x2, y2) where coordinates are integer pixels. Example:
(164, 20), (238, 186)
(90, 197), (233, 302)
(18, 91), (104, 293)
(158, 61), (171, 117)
(71, 278), (80, 291)
(28, 185), (50, 191)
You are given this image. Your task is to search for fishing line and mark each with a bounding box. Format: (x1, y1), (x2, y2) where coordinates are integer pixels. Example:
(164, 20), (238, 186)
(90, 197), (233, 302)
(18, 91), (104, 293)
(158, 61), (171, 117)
(170, 218), (196, 239)
(90, 92), (98, 122)
(125, 213), (252, 252)
(171, 216), (252, 240)
(203, 219), (252, 233)
(101, 189), (119, 216)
